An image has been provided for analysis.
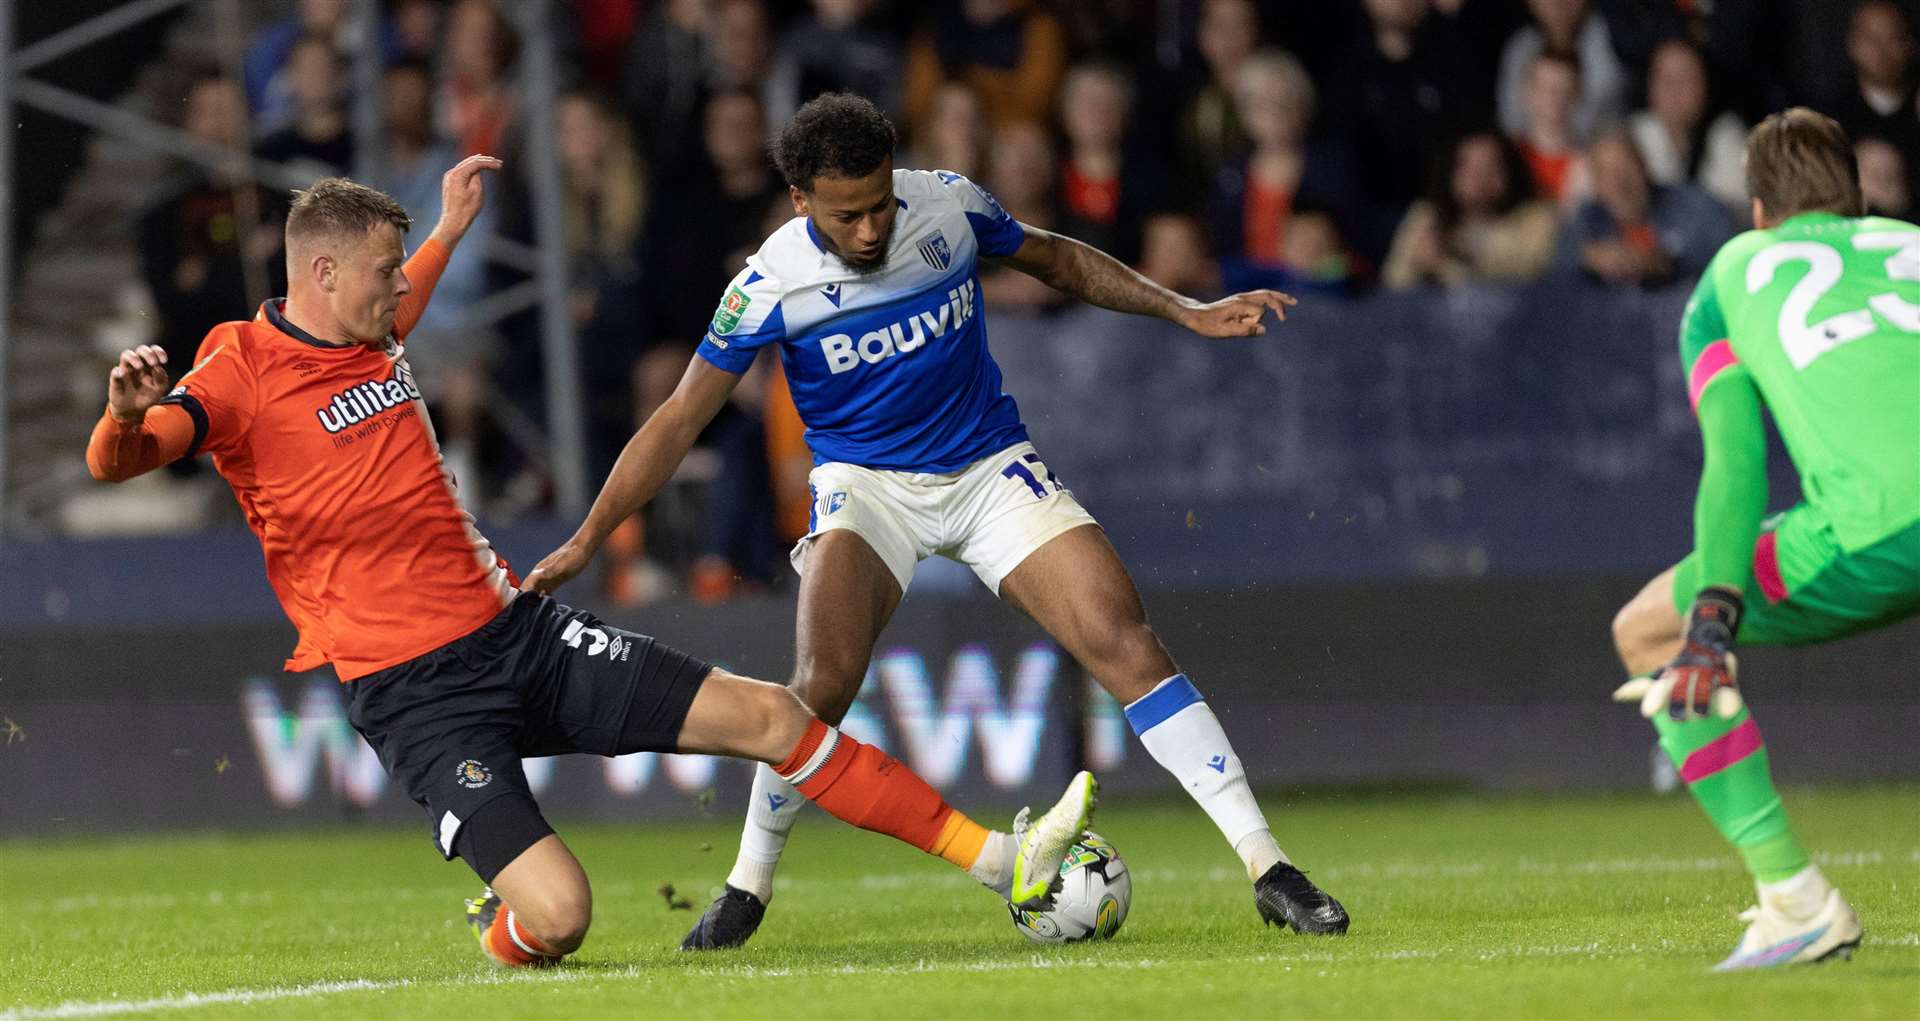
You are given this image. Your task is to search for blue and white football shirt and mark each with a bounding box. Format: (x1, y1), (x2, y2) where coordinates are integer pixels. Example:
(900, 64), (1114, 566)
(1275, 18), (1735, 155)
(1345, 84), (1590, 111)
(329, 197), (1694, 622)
(695, 169), (1030, 472)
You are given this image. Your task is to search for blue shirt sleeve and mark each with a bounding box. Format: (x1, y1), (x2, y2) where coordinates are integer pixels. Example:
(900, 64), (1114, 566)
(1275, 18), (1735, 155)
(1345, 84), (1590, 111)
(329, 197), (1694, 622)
(694, 269), (786, 374)
(938, 171), (1026, 258)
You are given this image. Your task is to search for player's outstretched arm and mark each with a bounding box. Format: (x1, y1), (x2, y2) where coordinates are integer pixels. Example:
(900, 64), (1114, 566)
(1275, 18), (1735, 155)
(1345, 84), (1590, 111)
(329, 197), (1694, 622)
(994, 225), (1296, 337)
(394, 155), (501, 338)
(86, 345), (194, 482)
(520, 357), (742, 594)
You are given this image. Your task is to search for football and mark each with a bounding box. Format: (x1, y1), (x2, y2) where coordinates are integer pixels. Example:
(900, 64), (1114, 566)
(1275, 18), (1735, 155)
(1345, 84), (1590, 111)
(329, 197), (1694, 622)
(1008, 832), (1131, 943)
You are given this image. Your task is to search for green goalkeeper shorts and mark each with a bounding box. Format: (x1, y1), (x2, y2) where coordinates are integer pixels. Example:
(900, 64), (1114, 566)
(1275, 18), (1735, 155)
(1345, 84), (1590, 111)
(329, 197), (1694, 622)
(1671, 506), (1920, 647)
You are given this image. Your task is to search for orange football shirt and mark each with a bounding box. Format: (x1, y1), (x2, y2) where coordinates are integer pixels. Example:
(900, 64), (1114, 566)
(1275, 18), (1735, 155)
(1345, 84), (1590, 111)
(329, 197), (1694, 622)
(161, 251), (517, 680)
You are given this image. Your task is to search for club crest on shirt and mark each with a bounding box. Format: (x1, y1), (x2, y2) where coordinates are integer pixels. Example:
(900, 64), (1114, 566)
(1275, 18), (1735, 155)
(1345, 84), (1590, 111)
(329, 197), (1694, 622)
(711, 285), (752, 335)
(917, 231), (952, 271)
(455, 759), (492, 789)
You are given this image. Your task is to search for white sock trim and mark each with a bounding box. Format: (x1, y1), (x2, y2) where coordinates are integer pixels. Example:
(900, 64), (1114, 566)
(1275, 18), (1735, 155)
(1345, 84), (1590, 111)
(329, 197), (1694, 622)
(777, 726), (842, 787)
(505, 910), (558, 958)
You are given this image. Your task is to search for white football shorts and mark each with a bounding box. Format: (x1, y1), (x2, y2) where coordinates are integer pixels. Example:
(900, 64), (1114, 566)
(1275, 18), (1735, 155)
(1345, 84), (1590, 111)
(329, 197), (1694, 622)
(790, 441), (1099, 594)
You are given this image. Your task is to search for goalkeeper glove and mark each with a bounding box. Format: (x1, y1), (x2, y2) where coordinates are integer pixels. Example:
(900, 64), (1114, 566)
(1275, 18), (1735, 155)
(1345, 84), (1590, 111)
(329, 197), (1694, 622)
(1612, 586), (1745, 721)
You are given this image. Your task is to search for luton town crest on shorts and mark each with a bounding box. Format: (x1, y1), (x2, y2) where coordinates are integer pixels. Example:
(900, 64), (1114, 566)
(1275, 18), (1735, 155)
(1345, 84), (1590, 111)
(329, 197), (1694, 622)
(918, 231), (952, 271)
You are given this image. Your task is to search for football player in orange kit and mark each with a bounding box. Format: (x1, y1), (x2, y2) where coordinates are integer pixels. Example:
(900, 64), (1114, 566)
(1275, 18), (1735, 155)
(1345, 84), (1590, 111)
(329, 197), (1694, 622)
(87, 156), (1096, 967)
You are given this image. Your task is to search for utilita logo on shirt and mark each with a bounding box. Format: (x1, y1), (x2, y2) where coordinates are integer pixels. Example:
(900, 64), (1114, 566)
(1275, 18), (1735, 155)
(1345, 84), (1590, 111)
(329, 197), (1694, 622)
(315, 364), (424, 434)
(820, 279), (977, 375)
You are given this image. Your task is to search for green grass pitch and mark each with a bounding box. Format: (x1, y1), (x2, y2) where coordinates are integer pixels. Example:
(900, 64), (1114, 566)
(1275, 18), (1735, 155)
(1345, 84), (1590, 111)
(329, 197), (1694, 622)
(6, 785), (1916, 1019)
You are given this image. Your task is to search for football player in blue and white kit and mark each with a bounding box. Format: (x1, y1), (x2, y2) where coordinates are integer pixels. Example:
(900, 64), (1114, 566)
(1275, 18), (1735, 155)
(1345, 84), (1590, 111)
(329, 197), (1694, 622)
(523, 94), (1349, 947)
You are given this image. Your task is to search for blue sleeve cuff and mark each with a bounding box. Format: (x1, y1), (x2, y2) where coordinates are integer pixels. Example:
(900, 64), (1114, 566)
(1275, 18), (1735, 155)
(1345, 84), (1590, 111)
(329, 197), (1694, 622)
(696, 335), (756, 375)
(968, 211), (1026, 258)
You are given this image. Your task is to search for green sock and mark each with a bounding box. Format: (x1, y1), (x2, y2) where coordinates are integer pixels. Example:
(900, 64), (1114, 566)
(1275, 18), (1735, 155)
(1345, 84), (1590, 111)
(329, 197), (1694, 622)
(1650, 705), (1809, 884)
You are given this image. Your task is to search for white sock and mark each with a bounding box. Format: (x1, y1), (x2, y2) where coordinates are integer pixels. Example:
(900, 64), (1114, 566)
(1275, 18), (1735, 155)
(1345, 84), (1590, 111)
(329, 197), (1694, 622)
(724, 764), (804, 904)
(1758, 864), (1831, 919)
(1126, 674), (1290, 881)
(970, 831), (1017, 900)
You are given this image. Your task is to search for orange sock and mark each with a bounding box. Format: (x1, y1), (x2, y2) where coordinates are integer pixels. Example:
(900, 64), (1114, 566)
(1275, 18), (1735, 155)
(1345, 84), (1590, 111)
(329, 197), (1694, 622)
(775, 719), (970, 857)
(484, 907), (562, 968)
(929, 811), (993, 870)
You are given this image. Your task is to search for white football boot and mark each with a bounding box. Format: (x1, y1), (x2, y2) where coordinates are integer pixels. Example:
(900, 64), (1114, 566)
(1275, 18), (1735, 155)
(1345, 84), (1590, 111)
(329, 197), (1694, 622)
(1009, 770), (1098, 910)
(1714, 878), (1862, 971)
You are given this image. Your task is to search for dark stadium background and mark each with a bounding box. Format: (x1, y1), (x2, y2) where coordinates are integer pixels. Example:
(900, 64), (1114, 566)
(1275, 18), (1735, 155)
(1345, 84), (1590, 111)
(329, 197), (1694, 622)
(3, 0), (1916, 833)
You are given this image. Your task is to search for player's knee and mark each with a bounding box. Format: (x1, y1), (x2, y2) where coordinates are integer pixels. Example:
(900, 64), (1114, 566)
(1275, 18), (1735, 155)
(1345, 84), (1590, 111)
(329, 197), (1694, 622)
(516, 884), (592, 954)
(1612, 596), (1663, 659)
(791, 660), (863, 723)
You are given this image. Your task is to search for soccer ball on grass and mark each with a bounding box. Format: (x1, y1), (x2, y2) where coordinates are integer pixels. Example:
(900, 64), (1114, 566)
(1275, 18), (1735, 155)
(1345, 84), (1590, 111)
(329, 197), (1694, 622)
(1008, 832), (1130, 943)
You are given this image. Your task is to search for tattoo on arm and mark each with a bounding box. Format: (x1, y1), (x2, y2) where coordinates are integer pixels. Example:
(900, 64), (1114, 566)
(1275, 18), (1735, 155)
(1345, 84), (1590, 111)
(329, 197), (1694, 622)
(1010, 228), (1194, 322)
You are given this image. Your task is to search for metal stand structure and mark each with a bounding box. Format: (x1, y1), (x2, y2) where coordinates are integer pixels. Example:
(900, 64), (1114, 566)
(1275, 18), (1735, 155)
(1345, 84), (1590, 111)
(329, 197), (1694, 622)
(0, 0), (589, 538)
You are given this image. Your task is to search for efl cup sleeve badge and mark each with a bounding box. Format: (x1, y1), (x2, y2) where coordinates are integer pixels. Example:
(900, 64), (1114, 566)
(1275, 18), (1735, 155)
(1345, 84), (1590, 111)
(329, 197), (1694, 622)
(711, 285), (752, 336)
(455, 759), (493, 789)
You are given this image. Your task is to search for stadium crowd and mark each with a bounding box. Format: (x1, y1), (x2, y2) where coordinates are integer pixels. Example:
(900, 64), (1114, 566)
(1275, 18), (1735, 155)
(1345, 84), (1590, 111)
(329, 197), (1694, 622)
(138, 0), (1920, 601)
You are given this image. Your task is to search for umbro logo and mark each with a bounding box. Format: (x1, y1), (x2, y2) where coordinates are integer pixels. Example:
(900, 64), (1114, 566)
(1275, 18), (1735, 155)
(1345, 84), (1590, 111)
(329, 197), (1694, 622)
(767, 793), (790, 812)
(291, 360), (323, 378)
(1206, 755), (1227, 773)
(821, 283), (842, 307)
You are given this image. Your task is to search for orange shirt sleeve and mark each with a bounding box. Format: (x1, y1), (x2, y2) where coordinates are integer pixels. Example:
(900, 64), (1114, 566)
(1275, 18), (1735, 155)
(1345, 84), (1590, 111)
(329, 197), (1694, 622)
(394, 237), (451, 340)
(86, 404), (196, 481)
(165, 334), (260, 457)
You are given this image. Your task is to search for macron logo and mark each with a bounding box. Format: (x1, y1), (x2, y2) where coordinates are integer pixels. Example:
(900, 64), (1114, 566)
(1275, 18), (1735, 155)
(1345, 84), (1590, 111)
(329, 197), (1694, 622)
(767, 793), (790, 812)
(1206, 755), (1227, 773)
(820, 280), (976, 375)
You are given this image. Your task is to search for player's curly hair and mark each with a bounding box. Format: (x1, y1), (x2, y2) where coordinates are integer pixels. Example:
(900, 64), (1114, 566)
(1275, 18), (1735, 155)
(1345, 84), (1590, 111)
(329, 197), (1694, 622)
(771, 92), (897, 192)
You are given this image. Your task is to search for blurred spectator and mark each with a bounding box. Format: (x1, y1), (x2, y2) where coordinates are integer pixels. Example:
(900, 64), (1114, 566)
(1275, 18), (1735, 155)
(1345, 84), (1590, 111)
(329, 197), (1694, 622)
(1056, 62), (1162, 263)
(1176, 0), (1260, 195)
(902, 0), (1069, 136)
(570, 0), (642, 93)
(392, 0), (445, 64)
(1334, 0), (1485, 255)
(137, 73), (285, 477)
(622, 0), (708, 175)
(767, 0), (904, 125)
(1555, 127), (1734, 287)
(904, 81), (990, 179)
(1627, 38), (1748, 212)
(366, 58), (493, 351)
(1857, 137), (1914, 217)
(1496, 0), (1629, 141)
(1137, 212), (1222, 298)
(1271, 205), (1360, 296)
(243, 0), (346, 134)
(1833, 1), (1920, 194)
(1381, 131), (1558, 290)
(1208, 51), (1360, 285)
(1512, 50), (1582, 205)
(548, 91), (650, 487)
(638, 91), (786, 389)
(709, 0), (775, 95)
(254, 34), (354, 177)
(441, 0), (519, 157)
(980, 122), (1066, 310)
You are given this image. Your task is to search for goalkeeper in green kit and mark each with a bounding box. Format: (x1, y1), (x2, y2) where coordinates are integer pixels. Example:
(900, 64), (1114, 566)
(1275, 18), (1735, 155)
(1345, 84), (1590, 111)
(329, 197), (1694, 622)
(1610, 108), (1919, 970)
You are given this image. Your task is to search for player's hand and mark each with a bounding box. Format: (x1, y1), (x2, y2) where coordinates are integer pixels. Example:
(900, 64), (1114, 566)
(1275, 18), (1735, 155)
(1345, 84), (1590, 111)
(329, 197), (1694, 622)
(520, 540), (592, 596)
(1611, 587), (1746, 721)
(106, 344), (172, 422)
(432, 154), (502, 244)
(1176, 290), (1297, 338)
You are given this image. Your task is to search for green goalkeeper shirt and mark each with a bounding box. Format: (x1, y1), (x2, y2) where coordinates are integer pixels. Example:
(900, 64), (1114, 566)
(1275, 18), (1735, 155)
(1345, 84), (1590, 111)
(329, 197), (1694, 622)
(1678, 212), (1920, 593)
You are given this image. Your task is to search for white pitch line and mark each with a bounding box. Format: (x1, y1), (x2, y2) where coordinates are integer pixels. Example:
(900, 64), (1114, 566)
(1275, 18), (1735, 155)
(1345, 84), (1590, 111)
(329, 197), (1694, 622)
(0, 979), (412, 1020)
(16, 847), (1915, 916)
(11, 934), (1918, 1020)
